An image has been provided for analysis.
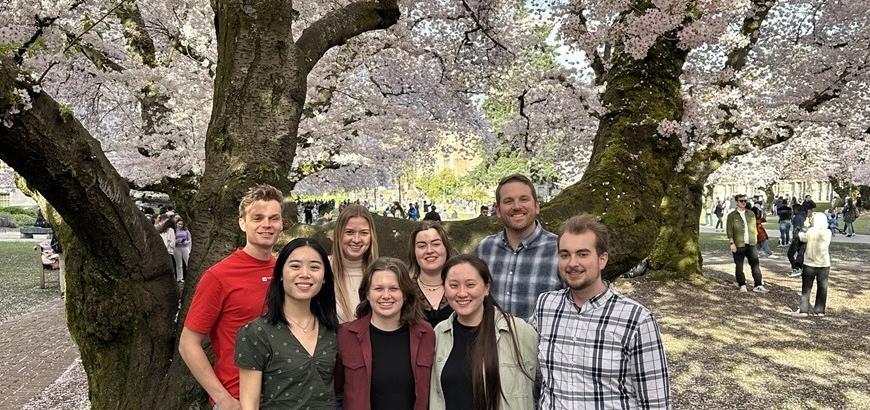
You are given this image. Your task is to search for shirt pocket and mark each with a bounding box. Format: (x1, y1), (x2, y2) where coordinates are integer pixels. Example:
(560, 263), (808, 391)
(498, 356), (533, 399)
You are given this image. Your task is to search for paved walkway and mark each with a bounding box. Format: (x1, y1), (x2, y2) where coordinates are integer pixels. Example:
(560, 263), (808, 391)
(0, 298), (81, 409)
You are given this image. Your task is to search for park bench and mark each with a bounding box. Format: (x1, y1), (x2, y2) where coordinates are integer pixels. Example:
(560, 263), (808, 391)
(34, 245), (62, 293)
(20, 226), (53, 239)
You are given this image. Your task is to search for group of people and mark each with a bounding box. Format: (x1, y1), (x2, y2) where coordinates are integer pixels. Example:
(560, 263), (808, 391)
(152, 212), (192, 282)
(178, 175), (671, 410)
(724, 193), (832, 318)
(388, 201), (448, 222)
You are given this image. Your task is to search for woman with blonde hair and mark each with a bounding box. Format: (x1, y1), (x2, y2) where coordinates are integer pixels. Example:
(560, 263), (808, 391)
(331, 204), (379, 322)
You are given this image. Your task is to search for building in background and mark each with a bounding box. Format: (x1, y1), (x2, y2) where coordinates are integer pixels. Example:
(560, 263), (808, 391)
(0, 161), (37, 208)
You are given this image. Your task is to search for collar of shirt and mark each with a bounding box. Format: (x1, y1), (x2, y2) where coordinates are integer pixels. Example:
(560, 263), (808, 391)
(565, 283), (613, 314)
(497, 221), (543, 251)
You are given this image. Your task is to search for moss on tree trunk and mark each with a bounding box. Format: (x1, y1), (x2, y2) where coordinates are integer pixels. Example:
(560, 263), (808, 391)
(541, 28), (689, 280)
(648, 158), (712, 277)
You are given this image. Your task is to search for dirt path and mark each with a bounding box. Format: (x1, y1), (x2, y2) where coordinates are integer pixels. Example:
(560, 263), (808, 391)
(0, 298), (81, 409)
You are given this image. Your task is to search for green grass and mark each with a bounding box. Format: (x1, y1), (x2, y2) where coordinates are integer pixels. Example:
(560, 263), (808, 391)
(619, 235), (870, 409)
(0, 241), (61, 321)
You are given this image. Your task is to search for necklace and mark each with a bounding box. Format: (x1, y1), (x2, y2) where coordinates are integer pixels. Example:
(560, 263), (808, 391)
(418, 277), (444, 292)
(287, 315), (315, 333)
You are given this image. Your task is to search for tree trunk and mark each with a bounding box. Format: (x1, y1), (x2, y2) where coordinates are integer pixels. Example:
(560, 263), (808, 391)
(0, 62), (180, 408)
(1, 0), (400, 407)
(648, 157), (716, 277)
(541, 22), (689, 279)
(762, 182), (775, 211)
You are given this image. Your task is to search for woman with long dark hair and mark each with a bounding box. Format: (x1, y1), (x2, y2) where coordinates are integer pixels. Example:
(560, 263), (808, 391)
(408, 221), (456, 327)
(429, 254), (537, 410)
(236, 238), (339, 410)
(336, 257), (435, 410)
(331, 204), (380, 323)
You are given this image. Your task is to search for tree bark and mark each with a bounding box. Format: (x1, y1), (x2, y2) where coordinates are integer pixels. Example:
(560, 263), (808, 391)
(648, 157), (718, 277)
(1, 0), (400, 407)
(541, 19), (689, 279)
(0, 61), (180, 408)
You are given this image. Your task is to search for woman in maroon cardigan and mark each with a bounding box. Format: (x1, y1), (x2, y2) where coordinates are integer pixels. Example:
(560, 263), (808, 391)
(336, 257), (435, 410)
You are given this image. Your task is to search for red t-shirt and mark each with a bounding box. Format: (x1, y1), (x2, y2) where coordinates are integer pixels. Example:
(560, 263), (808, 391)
(184, 249), (274, 400)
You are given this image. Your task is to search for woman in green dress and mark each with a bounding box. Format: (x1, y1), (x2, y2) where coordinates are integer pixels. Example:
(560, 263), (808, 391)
(236, 238), (339, 409)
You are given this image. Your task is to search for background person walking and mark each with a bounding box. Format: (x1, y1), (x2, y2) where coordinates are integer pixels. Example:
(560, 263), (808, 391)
(726, 194), (768, 293)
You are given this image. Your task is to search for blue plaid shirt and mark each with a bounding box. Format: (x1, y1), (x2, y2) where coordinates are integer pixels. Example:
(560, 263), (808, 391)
(475, 222), (561, 319)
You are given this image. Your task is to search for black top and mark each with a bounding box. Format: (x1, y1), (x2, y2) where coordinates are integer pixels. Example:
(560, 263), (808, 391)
(423, 210), (442, 221)
(370, 324), (415, 410)
(423, 304), (454, 329)
(441, 317), (476, 410)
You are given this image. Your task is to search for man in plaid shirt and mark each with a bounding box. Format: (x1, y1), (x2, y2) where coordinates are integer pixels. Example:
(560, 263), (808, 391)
(534, 214), (671, 409)
(475, 174), (561, 319)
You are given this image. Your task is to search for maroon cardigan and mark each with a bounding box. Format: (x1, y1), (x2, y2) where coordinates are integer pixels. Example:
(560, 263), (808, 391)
(335, 314), (435, 410)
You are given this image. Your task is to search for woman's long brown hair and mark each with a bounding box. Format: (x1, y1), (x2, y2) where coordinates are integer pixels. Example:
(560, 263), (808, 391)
(442, 254), (533, 410)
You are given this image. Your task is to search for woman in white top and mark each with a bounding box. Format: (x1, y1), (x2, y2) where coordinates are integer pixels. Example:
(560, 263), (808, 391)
(331, 204), (379, 323)
(155, 214), (176, 273)
(796, 212), (832, 316)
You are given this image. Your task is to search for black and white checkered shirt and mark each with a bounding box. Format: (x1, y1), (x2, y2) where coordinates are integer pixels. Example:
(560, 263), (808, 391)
(475, 222), (561, 319)
(533, 286), (671, 409)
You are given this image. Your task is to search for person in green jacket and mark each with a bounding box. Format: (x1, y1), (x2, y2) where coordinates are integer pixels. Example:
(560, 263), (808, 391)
(726, 194), (769, 293)
(429, 254), (538, 410)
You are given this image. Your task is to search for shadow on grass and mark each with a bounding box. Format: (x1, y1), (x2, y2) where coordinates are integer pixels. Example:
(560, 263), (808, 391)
(617, 256), (870, 409)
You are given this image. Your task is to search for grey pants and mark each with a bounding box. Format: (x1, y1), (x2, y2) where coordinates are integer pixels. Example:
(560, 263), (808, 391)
(800, 265), (829, 314)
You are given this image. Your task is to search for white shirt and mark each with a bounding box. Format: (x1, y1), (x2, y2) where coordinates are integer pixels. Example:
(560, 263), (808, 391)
(737, 209), (749, 245)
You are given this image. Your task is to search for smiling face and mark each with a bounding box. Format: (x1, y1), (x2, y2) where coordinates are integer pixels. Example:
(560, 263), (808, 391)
(239, 199), (283, 251)
(340, 216), (372, 262)
(444, 262), (490, 326)
(558, 231), (608, 297)
(414, 228), (447, 276)
(282, 246), (325, 301)
(367, 270), (404, 322)
(496, 181), (540, 237)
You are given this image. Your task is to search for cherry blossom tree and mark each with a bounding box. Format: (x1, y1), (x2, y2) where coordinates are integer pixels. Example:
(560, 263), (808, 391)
(2, 0), (870, 406)
(1, 0), (403, 406)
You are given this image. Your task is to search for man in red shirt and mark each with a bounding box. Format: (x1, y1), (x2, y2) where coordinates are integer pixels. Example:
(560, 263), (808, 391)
(179, 185), (284, 409)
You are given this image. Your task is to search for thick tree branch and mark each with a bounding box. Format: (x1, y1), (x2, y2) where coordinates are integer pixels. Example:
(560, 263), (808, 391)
(296, 0), (400, 73)
(115, 0), (159, 68)
(718, 0), (776, 86)
(0, 59), (166, 273)
(169, 35), (217, 78)
(568, 5), (606, 83)
(66, 31), (127, 73)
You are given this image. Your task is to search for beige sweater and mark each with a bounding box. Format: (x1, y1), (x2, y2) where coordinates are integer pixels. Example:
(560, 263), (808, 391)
(799, 213), (831, 268)
(336, 258), (363, 323)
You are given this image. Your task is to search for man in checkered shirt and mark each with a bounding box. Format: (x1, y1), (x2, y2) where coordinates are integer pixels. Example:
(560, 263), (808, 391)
(533, 214), (671, 409)
(475, 174), (561, 319)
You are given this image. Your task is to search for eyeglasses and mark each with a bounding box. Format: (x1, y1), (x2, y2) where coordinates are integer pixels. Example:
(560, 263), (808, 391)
(737, 199), (747, 203)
